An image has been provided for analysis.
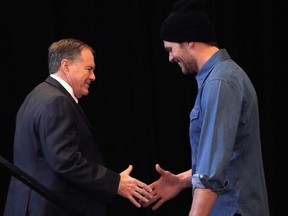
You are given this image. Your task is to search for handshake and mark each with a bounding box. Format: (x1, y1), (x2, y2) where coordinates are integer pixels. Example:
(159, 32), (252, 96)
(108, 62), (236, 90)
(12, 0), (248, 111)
(117, 164), (192, 210)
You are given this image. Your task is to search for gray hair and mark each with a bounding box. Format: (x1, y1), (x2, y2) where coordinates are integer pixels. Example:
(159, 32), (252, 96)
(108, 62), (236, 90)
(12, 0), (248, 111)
(48, 38), (95, 74)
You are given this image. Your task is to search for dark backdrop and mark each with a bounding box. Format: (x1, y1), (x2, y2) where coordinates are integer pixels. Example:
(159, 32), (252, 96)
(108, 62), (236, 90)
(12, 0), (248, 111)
(0, 0), (279, 215)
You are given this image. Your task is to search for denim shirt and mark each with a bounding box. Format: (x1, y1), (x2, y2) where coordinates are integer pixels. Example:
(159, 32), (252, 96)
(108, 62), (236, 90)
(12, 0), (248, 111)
(189, 49), (270, 216)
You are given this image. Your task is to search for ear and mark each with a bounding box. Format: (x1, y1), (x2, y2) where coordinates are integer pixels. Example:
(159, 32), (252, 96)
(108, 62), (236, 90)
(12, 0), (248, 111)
(187, 41), (194, 48)
(60, 59), (70, 74)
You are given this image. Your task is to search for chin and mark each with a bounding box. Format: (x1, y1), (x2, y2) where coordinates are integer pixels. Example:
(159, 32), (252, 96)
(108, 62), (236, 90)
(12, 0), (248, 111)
(83, 90), (89, 96)
(181, 69), (189, 75)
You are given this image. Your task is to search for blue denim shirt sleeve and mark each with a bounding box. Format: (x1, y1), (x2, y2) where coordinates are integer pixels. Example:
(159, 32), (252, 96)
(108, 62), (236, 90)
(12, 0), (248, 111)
(190, 78), (242, 193)
(192, 173), (229, 192)
(190, 50), (243, 194)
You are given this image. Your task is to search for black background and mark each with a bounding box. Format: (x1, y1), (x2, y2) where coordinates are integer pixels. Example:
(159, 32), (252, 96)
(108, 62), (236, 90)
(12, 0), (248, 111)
(1, 0), (282, 215)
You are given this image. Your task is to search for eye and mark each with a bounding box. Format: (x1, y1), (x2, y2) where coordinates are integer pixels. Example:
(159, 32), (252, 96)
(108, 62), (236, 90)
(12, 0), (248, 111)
(86, 67), (94, 73)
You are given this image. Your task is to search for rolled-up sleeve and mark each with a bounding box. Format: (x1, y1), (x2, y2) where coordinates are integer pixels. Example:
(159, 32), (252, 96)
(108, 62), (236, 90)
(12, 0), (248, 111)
(192, 173), (229, 193)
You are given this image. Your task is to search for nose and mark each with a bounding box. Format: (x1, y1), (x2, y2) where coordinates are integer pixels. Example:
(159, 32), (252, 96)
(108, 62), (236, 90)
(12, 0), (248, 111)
(90, 71), (96, 81)
(168, 52), (174, 62)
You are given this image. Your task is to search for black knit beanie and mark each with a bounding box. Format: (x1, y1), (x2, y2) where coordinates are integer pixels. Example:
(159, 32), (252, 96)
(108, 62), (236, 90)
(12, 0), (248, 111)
(160, 0), (216, 43)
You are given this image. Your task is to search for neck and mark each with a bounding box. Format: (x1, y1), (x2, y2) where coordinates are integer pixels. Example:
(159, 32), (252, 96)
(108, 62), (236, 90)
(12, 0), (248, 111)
(196, 43), (219, 70)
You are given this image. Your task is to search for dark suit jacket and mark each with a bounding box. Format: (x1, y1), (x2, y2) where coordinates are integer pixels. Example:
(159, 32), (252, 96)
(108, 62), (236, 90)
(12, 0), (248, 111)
(4, 76), (120, 216)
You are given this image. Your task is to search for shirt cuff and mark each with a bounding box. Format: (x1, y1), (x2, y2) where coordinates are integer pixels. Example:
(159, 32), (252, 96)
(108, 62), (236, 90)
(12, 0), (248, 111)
(192, 173), (229, 193)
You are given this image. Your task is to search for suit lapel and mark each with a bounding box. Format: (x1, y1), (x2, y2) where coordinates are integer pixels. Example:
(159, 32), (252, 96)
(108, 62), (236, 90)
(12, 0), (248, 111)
(44, 76), (96, 134)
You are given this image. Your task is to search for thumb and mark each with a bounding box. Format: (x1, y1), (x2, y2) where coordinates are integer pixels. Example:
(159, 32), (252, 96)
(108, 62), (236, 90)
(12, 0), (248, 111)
(155, 164), (166, 175)
(125, 164), (133, 174)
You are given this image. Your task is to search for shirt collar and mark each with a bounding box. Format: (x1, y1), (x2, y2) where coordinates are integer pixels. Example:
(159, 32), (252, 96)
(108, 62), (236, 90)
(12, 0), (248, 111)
(195, 49), (230, 89)
(50, 74), (78, 103)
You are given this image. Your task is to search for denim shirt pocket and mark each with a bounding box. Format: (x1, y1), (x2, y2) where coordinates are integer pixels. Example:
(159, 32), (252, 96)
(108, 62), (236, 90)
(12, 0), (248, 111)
(189, 106), (201, 137)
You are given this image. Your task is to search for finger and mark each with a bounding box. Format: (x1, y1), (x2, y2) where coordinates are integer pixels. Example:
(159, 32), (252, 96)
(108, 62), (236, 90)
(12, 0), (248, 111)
(152, 198), (165, 210)
(142, 195), (160, 207)
(141, 184), (153, 193)
(136, 187), (153, 199)
(148, 182), (158, 191)
(136, 182), (146, 188)
(134, 191), (150, 203)
(129, 196), (142, 208)
(135, 181), (153, 193)
(150, 190), (158, 196)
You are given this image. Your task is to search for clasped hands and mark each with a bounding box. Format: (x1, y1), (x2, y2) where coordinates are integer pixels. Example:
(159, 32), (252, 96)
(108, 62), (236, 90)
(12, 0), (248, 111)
(118, 164), (184, 210)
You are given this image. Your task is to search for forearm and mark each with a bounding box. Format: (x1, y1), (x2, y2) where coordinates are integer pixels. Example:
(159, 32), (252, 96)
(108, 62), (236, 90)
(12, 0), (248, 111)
(177, 169), (192, 190)
(189, 188), (217, 216)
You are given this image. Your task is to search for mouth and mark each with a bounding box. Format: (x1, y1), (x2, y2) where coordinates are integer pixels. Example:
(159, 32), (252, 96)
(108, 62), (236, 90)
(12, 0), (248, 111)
(85, 83), (90, 89)
(177, 61), (183, 68)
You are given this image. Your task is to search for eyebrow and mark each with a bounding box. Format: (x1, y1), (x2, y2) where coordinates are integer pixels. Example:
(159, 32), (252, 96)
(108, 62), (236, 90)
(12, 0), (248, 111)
(86, 65), (95, 70)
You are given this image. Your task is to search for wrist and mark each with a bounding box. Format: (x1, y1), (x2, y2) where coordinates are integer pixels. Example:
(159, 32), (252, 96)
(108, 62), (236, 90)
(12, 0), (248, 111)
(178, 169), (192, 189)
